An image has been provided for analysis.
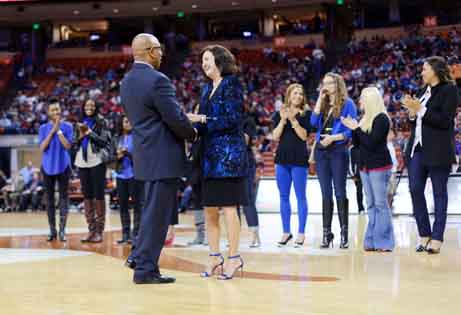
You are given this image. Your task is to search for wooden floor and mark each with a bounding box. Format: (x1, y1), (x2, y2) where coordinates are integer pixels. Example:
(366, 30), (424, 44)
(0, 211), (460, 315)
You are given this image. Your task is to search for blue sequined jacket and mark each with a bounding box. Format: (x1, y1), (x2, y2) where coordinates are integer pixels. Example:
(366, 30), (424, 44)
(196, 75), (248, 179)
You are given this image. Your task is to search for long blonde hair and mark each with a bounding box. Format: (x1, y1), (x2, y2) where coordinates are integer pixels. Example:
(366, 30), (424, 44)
(282, 83), (307, 115)
(359, 87), (391, 133)
(320, 72), (348, 118)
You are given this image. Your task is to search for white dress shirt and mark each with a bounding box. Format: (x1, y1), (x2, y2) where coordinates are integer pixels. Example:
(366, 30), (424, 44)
(410, 86), (431, 158)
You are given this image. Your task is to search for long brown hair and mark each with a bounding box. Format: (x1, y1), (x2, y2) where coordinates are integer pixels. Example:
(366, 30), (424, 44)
(425, 56), (455, 85)
(282, 83), (307, 116)
(320, 72), (348, 118)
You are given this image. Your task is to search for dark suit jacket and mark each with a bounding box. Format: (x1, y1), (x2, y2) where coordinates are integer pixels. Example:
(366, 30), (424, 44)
(120, 63), (196, 181)
(405, 82), (460, 167)
(197, 75), (248, 179)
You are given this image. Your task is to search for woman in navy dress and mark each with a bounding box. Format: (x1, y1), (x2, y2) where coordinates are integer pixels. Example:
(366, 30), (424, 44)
(188, 45), (248, 280)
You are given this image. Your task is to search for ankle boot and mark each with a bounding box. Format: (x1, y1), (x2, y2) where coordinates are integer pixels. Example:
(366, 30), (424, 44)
(90, 199), (106, 243)
(337, 198), (349, 249)
(81, 199), (96, 242)
(320, 199), (334, 249)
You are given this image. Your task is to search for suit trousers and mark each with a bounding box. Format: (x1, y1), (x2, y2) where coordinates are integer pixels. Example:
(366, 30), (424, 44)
(408, 151), (450, 242)
(133, 178), (179, 278)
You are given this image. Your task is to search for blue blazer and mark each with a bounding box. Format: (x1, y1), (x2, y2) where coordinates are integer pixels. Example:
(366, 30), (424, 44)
(120, 63), (196, 181)
(197, 75), (248, 179)
(310, 97), (358, 145)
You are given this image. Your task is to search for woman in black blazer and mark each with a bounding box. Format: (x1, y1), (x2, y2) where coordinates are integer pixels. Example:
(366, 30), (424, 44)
(402, 56), (460, 254)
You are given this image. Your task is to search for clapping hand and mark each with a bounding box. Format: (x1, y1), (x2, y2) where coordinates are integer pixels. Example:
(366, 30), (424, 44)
(52, 116), (61, 133)
(341, 116), (359, 130)
(279, 108), (289, 122)
(287, 107), (298, 122)
(401, 95), (421, 116)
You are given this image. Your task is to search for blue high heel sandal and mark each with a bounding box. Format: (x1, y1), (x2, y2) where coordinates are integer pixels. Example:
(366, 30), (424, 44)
(200, 253), (224, 278)
(217, 254), (244, 280)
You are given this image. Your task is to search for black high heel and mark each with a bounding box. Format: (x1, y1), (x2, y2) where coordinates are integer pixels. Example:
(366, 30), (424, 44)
(217, 255), (244, 280)
(426, 240), (441, 255)
(277, 234), (293, 247)
(416, 239), (431, 252)
(200, 253), (224, 278)
(320, 229), (334, 249)
(294, 235), (305, 248)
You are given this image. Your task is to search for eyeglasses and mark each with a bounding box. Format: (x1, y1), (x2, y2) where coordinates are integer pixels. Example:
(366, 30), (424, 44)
(145, 45), (163, 52)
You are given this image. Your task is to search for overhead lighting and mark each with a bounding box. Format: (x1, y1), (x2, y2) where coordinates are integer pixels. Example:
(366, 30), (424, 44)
(272, 0), (277, 3)
(73, 10), (80, 15)
(152, 7), (158, 11)
(192, 4), (198, 9)
(231, 1), (239, 5)
(273, 14), (278, 19)
(113, 8), (119, 13)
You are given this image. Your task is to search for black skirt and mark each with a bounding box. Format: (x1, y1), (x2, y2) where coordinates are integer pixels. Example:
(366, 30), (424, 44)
(202, 177), (249, 207)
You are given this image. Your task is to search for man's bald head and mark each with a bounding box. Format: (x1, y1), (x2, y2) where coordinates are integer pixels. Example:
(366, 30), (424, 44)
(131, 33), (162, 68)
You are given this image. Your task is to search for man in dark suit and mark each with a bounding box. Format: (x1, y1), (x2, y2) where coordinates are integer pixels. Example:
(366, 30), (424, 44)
(120, 33), (196, 284)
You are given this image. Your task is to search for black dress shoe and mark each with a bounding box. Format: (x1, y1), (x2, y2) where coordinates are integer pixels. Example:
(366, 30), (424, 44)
(125, 258), (135, 269)
(133, 275), (176, 284)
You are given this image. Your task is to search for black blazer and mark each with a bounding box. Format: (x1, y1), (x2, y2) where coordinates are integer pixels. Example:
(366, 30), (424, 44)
(405, 82), (460, 167)
(352, 113), (392, 170)
(120, 63), (196, 181)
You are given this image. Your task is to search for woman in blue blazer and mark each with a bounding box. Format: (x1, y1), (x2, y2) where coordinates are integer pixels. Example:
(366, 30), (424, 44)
(311, 72), (357, 249)
(189, 45), (248, 280)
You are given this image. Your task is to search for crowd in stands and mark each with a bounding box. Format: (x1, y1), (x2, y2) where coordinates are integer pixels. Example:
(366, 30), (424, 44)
(1, 27), (461, 188)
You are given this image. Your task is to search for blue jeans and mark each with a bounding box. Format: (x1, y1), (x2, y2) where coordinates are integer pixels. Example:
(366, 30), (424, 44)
(360, 169), (395, 251)
(408, 151), (450, 242)
(275, 164), (308, 234)
(314, 145), (348, 202)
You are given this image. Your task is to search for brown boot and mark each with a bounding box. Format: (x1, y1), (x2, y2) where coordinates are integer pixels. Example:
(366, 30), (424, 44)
(81, 199), (96, 243)
(89, 199), (106, 243)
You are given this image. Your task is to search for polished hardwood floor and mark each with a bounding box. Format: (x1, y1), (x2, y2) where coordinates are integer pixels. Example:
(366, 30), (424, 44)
(0, 211), (460, 315)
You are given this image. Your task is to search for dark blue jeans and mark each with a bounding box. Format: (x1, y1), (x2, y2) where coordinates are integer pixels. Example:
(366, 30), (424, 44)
(408, 151), (450, 242)
(314, 144), (348, 202)
(242, 165), (259, 228)
(275, 164), (308, 234)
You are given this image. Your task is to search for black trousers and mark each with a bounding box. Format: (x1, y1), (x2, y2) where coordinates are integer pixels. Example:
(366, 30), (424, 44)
(42, 167), (70, 232)
(116, 178), (144, 237)
(352, 174), (365, 212)
(133, 179), (179, 278)
(408, 151), (450, 242)
(78, 163), (106, 200)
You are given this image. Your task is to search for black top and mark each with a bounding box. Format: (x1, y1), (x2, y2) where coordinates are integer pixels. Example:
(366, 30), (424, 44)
(352, 113), (392, 170)
(405, 82), (460, 167)
(273, 110), (312, 167)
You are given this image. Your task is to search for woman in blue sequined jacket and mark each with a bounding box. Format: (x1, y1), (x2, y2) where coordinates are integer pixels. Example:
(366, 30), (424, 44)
(197, 75), (248, 178)
(188, 45), (248, 280)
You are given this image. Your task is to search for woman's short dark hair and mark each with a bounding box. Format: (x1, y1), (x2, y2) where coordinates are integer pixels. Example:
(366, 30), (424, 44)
(200, 45), (238, 76)
(425, 56), (455, 85)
